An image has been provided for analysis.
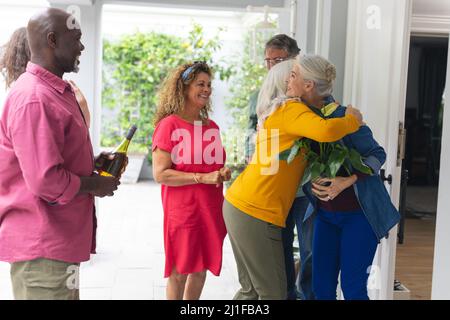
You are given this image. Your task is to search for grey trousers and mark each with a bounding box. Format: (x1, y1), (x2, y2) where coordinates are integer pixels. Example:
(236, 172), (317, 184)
(223, 200), (287, 300)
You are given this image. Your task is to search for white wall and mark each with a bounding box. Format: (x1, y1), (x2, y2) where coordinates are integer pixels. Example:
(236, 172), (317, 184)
(292, 0), (348, 102)
(327, 0), (348, 103)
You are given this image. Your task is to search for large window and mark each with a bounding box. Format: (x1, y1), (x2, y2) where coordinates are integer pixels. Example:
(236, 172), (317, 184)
(101, 4), (279, 170)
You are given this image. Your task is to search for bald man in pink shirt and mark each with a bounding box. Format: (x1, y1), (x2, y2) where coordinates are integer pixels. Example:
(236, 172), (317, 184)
(0, 8), (120, 300)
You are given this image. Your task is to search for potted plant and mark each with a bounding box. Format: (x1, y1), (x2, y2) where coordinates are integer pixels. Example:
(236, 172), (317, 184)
(282, 138), (373, 186)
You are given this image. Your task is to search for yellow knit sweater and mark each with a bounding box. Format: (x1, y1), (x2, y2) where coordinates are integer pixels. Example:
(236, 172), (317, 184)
(225, 99), (360, 227)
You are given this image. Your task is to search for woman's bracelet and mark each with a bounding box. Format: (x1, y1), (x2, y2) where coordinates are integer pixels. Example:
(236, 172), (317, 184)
(193, 173), (200, 184)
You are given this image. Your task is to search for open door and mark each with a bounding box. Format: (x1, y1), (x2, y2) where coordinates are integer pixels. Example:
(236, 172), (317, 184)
(394, 35), (448, 300)
(343, 0), (413, 299)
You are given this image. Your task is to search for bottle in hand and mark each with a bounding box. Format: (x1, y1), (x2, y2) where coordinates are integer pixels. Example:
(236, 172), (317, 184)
(98, 125), (137, 178)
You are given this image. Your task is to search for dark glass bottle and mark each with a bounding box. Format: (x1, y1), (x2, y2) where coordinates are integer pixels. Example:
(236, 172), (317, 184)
(98, 125), (137, 177)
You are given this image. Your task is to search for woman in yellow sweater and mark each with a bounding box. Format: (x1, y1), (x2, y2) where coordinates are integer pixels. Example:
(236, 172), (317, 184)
(223, 59), (364, 300)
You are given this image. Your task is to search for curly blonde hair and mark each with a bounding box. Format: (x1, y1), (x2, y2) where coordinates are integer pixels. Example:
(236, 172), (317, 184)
(155, 62), (212, 125)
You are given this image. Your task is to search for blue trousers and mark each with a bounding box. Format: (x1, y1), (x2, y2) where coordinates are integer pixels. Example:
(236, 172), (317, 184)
(282, 196), (314, 300)
(312, 208), (378, 300)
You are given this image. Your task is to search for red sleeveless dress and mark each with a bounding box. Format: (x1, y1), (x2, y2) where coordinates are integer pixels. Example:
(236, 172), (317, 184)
(152, 115), (227, 277)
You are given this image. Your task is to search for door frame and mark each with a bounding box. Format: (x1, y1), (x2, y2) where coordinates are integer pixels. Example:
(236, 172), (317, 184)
(343, 0), (413, 300)
(411, 13), (450, 35)
(411, 11), (450, 301)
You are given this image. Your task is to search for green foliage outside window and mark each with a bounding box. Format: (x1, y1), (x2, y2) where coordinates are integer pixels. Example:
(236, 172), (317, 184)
(102, 23), (233, 163)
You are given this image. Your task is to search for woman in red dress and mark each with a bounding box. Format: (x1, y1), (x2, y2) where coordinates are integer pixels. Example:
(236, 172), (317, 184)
(152, 62), (231, 300)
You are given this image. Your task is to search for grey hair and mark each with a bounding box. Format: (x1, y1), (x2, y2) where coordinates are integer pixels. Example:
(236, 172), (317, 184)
(265, 34), (301, 58)
(256, 59), (295, 128)
(298, 54), (336, 97)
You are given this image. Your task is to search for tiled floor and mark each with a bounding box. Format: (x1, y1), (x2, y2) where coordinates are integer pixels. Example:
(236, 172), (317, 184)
(0, 181), (239, 300)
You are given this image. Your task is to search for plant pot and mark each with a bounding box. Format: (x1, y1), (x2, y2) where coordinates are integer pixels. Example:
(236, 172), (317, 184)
(122, 152), (147, 184)
(139, 161), (154, 181)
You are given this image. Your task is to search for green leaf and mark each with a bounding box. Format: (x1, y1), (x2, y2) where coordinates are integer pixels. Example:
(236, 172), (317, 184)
(278, 148), (291, 161)
(348, 149), (373, 174)
(287, 143), (301, 163)
(310, 162), (325, 182)
(327, 147), (347, 178)
(324, 165), (332, 179)
(301, 164), (313, 186)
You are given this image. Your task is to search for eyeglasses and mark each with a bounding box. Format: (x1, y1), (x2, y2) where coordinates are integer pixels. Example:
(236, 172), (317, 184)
(181, 61), (208, 81)
(264, 57), (288, 67)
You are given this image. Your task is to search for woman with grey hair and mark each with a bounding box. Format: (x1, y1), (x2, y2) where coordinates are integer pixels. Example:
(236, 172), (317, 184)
(290, 54), (400, 300)
(256, 59), (294, 128)
(255, 59), (315, 300)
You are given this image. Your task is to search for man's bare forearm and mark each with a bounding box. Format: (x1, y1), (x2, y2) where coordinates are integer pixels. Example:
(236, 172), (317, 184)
(78, 176), (98, 194)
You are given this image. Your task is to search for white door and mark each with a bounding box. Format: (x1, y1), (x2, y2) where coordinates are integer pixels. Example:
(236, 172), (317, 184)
(343, 0), (413, 300)
(432, 34), (450, 300)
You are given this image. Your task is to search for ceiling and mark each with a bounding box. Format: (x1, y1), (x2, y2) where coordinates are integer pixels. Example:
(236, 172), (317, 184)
(107, 0), (286, 9)
(413, 0), (450, 17)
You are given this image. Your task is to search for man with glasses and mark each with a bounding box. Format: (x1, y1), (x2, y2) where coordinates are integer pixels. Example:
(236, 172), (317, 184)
(244, 34), (315, 300)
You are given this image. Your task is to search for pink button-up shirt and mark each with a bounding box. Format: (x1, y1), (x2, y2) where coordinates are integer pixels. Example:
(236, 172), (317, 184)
(0, 62), (95, 263)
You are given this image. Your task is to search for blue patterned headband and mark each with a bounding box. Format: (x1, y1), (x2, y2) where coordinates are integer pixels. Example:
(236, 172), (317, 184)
(181, 61), (208, 82)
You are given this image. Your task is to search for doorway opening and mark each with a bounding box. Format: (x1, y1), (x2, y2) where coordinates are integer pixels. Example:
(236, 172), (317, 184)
(395, 35), (449, 300)
(89, 3), (282, 299)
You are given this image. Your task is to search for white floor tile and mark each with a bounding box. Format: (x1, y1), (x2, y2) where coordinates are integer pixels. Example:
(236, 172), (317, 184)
(0, 182), (239, 300)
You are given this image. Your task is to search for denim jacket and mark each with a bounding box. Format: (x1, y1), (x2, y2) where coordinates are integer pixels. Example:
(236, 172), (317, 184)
(303, 99), (400, 242)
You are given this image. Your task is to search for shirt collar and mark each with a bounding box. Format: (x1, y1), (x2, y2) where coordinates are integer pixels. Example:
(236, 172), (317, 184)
(26, 62), (71, 95)
(320, 95), (339, 117)
(302, 95), (339, 117)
